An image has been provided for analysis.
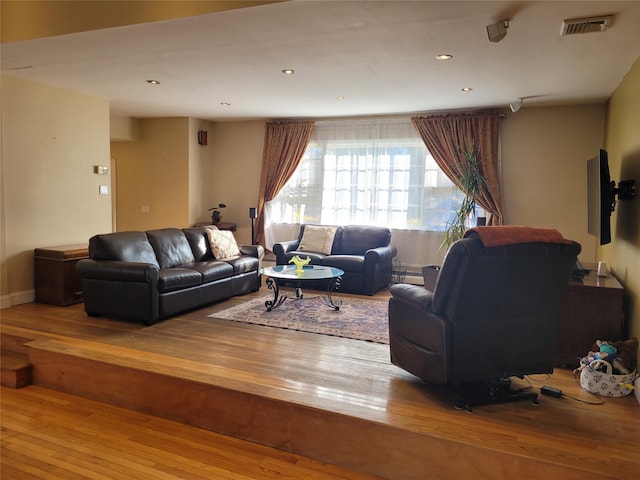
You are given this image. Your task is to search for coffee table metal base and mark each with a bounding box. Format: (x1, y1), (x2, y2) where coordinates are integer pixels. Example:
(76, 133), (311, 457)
(264, 276), (343, 311)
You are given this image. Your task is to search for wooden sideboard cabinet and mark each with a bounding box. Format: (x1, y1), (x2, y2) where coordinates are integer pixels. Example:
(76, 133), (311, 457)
(555, 266), (624, 368)
(193, 221), (237, 232)
(34, 244), (89, 306)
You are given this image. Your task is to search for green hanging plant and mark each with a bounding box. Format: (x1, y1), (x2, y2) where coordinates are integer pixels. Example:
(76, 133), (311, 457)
(441, 149), (487, 251)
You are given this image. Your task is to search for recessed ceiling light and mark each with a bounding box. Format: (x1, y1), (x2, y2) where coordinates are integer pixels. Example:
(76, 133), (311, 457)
(282, 69), (295, 75)
(436, 54), (453, 60)
(462, 87), (473, 92)
(146, 79), (160, 85)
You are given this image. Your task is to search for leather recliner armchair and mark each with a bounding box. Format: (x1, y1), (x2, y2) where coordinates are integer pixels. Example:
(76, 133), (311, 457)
(388, 226), (581, 410)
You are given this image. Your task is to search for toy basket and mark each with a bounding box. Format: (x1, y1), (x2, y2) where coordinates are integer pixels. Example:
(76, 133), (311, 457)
(579, 360), (636, 397)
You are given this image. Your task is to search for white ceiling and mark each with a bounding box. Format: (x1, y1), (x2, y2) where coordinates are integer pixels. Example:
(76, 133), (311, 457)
(3, 1), (640, 121)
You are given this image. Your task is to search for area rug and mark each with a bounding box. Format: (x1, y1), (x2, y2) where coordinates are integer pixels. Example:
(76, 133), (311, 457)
(208, 295), (389, 344)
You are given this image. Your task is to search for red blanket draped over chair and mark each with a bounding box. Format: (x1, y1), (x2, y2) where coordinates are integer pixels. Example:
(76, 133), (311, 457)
(465, 226), (572, 247)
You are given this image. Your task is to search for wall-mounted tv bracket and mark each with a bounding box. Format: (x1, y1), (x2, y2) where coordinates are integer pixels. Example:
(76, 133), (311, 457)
(609, 179), (635, 212)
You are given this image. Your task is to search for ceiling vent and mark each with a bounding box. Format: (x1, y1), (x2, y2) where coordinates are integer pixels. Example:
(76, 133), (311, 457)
(561, 15), (614, 35)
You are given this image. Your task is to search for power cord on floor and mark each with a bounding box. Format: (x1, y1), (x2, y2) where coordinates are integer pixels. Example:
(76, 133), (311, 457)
(513, 375), (534, 394)
(524, 373), (605, 405)
(559, 389), (604, 405)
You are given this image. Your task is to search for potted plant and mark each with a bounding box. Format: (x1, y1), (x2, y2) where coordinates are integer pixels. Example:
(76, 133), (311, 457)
(441, 150), (486, 251)
(208, 203), (226, 224)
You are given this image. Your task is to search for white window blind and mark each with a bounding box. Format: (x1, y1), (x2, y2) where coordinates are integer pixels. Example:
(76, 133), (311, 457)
(267, 117), (465, 232)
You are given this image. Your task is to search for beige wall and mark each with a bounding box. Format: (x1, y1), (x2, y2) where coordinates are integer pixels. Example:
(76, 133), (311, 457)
(188, 118), (215, 228)
(109, 118), (263, 245)
(501, 104), (606, 262)
(111, 118), (191, 231)
(602, 58), (640, 366)
(110, 115), (141, 142)
(0, 75), (112, 306)
(203, 121), (266, 245)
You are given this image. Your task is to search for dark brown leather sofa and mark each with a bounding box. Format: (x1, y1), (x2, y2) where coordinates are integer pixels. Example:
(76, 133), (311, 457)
(272, 224), (397, 295)
(77, 227), (263, 325)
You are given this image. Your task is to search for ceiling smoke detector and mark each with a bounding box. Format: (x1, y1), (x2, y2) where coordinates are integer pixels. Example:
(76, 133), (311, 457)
(561, 15), (614, 35)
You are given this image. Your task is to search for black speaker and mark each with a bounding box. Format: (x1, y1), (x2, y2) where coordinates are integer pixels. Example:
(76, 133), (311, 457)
(249, 207), (258, 244)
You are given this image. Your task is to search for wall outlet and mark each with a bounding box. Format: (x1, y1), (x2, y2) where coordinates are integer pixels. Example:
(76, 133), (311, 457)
(141, 205), (151, 214)
(99, 185), (109, 195)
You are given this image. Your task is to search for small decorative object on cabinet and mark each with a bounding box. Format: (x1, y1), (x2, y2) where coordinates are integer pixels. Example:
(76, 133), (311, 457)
(34, 244), (89, 306)
(208, 203), (226, 224)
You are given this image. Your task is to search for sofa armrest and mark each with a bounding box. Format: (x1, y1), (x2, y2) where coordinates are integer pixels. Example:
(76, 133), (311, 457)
(77, 259), (160, 283)
(389, 283), (434, 311)
(273, 239), (301, 264)
(364, 245), (397, 263)
(240, 244), (265, 259)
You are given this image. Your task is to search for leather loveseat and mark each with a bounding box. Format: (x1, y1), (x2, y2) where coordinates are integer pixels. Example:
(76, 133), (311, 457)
(272, 224), (397, 295)
(77, 227), (263, 325)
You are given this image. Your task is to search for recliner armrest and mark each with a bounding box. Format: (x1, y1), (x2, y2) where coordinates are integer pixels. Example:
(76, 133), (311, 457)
(364, 245), (397, 263)
(77, 259), (160, 283)
(389, 283), (433, 311)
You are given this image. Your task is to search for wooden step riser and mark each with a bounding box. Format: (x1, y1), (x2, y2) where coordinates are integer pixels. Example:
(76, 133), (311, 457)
(28, 344), (591, 480)
(1, 365), (32, 388)
(0, 348), (32, 388)
(2, 332), (33, 356)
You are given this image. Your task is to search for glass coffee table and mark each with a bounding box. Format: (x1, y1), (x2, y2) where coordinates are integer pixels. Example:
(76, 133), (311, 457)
(260, 265), (344, 311)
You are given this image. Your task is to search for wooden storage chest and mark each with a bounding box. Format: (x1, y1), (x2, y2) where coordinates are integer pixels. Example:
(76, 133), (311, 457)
(34, 244), (89, 306)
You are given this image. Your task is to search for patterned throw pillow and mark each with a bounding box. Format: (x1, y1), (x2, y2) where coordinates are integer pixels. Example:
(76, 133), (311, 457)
(298, 225), (337, 255)
(206, 229), (240, 258)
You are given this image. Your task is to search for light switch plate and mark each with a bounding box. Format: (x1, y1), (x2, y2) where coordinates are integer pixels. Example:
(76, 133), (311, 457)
(94, 165), (109, 175)
(99, 185), (109, 195)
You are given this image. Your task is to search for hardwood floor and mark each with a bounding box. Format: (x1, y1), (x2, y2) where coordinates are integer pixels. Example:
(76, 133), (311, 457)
(2, 286), (639, 480)
(1, 385), (378, 480)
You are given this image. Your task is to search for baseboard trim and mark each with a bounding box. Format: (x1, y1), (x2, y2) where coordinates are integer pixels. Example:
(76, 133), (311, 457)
(0, 290), (35, 309)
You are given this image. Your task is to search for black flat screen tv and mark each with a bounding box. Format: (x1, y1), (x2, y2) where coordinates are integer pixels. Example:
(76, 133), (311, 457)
(587, 149), (614, 245)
